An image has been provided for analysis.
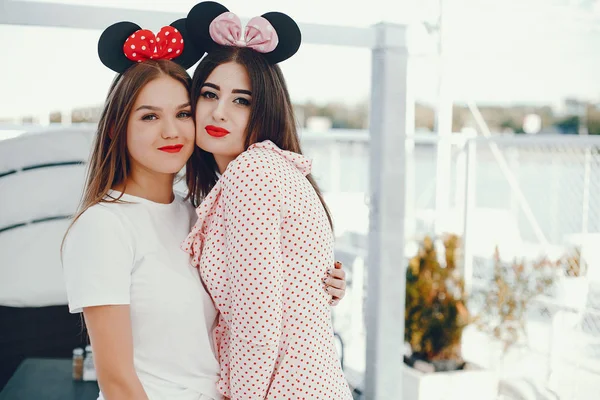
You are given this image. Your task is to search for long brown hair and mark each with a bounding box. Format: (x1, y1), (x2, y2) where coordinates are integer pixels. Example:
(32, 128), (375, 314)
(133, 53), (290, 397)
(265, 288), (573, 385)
(62, 60), (193, 247)
(186, 47), (333, 228)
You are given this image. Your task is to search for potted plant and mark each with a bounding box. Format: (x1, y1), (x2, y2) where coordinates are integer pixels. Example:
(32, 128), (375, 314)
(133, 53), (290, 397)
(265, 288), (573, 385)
(404, 234), (469, 370)
(403, 235), (497, 400)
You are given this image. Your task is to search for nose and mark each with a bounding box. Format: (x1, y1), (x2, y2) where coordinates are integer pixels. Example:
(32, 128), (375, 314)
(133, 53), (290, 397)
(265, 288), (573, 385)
(212, 99), (227, 122)
(161, 115), (179, 140)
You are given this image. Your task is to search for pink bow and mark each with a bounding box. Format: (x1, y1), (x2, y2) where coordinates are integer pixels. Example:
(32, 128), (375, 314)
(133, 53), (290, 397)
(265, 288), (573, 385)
(209, 12), (279, 53)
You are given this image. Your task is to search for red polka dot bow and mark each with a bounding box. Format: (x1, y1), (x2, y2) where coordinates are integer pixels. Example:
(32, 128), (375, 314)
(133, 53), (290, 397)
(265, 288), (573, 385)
(123, 26), (185, 62)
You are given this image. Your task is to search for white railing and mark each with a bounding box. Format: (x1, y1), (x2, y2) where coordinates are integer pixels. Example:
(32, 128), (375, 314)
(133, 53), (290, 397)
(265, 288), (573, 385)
(301, 130), (600, 399)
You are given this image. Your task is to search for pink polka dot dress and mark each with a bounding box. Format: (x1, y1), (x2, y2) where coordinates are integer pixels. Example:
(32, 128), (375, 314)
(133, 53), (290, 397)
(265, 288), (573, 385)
(182, 140), (352, 399)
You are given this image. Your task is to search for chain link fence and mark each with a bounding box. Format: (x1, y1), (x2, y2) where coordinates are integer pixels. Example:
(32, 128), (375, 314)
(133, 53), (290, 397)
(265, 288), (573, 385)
(302, 132), (600, 399)
(463, 136), (600, 400)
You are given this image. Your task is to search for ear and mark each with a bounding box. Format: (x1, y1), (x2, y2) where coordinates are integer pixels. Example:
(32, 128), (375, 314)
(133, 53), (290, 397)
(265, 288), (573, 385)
(260, 12), (301, 64)
(169, 18), (205, 69)
(186, 1), (230, 54)
(98, 21), (141, 73)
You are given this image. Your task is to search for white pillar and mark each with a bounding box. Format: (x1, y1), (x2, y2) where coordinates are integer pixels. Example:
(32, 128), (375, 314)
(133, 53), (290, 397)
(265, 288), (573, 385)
(405, 135), (416, 240)
(454, 139), (467, 225)
(365, 22), (411, 400)
(433, 0), (453, 234)
(462, 140), (477, 294)
(434, 96), (453, 233)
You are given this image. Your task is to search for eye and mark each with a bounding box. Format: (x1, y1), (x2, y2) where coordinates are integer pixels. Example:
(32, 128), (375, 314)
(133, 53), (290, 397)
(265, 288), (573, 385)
(141, 114), (158, 121)
(234, 97), (251, 106)
(201, 91), (218, 100)
(177, 110), (192, 119)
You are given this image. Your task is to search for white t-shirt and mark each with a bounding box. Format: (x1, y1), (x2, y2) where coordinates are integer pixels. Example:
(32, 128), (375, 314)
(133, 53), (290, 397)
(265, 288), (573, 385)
(62, 191), (221, 400)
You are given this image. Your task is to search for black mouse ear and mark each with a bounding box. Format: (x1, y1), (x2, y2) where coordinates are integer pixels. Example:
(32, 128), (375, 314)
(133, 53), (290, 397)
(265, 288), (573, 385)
(260, 12), (301, 64)
(98, 21), (141, 73)
(169, 18), (204, 69)
(186, 1), (230, 54)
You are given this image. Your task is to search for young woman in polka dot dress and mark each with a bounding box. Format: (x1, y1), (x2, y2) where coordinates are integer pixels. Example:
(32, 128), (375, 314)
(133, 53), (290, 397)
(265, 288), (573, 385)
(182, 2), (353, 399)
(62, 14), (346, 400)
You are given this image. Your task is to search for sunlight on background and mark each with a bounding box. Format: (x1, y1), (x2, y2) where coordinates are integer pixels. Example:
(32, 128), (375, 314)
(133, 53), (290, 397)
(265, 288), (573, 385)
(2, 0), (600, 119)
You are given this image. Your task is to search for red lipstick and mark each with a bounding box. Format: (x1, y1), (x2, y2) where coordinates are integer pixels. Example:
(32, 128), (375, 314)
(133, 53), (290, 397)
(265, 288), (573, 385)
(205, 125), (230, 138)
(158, 144), (184, 153)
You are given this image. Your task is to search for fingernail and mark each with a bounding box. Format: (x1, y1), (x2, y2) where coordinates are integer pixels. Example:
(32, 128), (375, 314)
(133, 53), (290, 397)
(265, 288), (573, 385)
(327, 269), (332, 275)
(322, 277), (327, 284)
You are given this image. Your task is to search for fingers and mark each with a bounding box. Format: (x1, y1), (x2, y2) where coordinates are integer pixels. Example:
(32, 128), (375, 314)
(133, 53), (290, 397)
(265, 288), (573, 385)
(326, 286), (345, 301)
(329, 266), (345, 280)
(324, 261), (347, 305)
(324, 275), (346, 290)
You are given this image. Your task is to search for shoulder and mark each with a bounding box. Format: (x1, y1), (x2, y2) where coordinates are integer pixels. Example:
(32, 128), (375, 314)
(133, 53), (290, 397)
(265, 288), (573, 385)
(63, 204), (136, 313)
(72, 203), (122, 230)
(227, 140), (312, 180)
(222, 145), (283, 186)
(232, 145), (281, 171)
(219, 151), (284, 209)
(65, 203), (132, 248)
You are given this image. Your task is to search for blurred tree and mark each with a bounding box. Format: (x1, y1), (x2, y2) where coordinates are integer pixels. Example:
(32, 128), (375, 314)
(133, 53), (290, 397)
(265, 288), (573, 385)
(49, 112), (62, 124)
(500, 119), (524, 134)
(555, 115), (580, 135)
(586, 105), (600, 135)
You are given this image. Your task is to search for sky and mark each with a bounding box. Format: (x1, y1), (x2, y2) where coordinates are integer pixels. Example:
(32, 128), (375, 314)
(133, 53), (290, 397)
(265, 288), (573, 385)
(1, 0), (599, 118)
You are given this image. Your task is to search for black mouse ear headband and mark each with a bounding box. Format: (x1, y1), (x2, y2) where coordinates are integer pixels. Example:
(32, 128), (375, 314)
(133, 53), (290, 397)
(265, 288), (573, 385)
(98, 18), (204, 73)
(185, 1), (301, 64)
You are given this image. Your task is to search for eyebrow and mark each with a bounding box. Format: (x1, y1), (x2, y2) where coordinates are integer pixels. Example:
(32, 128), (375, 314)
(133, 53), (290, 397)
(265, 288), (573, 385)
(135, 102), (190, 112)
(202, 82), (252, 96)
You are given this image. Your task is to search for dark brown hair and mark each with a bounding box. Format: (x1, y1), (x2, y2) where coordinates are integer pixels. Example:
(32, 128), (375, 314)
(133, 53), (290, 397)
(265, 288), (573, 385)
(186, 46), (333, 228)
(63, 60), (193, 247)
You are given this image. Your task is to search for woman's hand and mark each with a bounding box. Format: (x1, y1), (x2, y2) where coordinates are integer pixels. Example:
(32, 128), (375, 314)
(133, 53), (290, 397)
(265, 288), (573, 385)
(324, 261), (346, 306)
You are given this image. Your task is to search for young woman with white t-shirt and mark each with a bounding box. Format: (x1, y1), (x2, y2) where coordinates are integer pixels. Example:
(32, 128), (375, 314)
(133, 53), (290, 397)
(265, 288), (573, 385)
(61, 20), (346, 400)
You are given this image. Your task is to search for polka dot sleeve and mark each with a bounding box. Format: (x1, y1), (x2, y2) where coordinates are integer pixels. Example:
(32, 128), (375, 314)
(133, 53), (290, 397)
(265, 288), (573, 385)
(221, 163), (284, 398)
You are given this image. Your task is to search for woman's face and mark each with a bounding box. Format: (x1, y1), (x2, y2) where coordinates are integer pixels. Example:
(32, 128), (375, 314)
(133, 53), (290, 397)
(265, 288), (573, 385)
(126, 75), (195, 176)
(194, 61), (252, 172)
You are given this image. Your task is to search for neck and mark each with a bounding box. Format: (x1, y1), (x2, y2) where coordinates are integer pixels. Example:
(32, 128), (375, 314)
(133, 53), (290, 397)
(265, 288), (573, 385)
(214, 154), (236, 175)
(114, 165), (176, 204)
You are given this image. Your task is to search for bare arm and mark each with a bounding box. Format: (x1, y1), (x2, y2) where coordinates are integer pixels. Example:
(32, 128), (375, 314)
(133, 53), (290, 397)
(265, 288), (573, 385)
(83, 305), (148, 400)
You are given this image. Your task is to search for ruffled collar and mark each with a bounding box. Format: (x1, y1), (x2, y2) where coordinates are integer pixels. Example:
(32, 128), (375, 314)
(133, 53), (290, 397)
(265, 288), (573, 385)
(247, 140), (312, 176)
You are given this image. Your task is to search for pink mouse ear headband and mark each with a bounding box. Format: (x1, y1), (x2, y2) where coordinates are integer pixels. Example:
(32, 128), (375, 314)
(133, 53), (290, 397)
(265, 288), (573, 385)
(185, 1), (301, 64)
